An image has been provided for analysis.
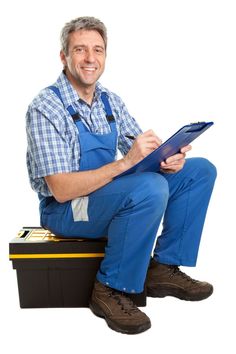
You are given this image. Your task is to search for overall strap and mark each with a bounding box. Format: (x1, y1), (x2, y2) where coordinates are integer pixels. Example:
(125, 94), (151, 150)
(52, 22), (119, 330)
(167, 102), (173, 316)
(101, 92), (115, 122)
(48, 86), (116, 131)
(101, 92), (116, 133)
(47, 85), (81, 122)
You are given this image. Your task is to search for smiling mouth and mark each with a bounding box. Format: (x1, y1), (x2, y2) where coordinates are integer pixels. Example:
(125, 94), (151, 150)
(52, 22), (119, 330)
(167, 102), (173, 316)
(82, 67), (97, 72)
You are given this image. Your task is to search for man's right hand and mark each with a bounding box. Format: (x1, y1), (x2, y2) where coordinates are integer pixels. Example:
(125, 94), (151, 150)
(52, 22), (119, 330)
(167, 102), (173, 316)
(123, 129), (162, 168)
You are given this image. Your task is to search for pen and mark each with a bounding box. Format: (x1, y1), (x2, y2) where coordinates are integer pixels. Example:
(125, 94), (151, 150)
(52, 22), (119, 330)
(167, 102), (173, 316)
(125, 135), (136, 140)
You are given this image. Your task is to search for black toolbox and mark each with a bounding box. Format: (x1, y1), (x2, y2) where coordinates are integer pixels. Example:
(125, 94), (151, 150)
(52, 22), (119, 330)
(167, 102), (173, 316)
(9, 227), (146, 308)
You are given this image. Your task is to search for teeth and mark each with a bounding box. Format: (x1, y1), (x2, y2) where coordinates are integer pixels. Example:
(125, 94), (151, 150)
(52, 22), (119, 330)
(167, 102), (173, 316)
(83, 67), (96, 71)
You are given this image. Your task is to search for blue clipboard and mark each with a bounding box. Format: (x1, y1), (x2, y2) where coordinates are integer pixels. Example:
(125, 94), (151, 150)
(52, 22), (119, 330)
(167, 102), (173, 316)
(117, 121), (214, 178)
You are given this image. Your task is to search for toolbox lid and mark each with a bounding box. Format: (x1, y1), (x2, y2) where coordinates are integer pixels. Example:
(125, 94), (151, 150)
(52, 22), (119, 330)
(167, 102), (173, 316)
(9, 227), (106, 260)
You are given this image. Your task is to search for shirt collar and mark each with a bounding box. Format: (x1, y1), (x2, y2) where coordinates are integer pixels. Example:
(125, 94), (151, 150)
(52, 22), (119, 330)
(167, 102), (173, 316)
(55, 71), (108, 108)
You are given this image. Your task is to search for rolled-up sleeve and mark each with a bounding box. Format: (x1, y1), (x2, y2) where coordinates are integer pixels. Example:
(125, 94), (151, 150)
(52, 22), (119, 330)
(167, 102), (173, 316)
(26, 107), (73, 180)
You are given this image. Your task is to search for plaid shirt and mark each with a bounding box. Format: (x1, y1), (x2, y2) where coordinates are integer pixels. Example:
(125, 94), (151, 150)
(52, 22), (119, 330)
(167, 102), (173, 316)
(26, 72), (142, 196)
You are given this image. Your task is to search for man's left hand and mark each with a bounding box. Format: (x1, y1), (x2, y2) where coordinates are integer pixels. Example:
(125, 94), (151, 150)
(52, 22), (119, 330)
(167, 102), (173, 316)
(160, 145), (192, 173)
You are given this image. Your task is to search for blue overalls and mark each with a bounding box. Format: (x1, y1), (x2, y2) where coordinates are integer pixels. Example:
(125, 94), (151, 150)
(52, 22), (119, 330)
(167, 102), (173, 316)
(40, 87), (217, 294)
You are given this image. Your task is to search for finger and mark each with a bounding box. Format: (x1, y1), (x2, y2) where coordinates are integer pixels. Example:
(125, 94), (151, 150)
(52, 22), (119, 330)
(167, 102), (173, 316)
(160, 166), (181, 174)
(144, 137), (162, 146)
(161, 157), (186, 167)
(141, 143), (161, 154)
(141, 130), (162, 145)
(142, 129), (156, 137)
(137, 135), (162, 148)
(160, 160), (185, 173)
(165, 153), (185, 164)
(161, 161), (184, 169)
(180, 145), (192, 153)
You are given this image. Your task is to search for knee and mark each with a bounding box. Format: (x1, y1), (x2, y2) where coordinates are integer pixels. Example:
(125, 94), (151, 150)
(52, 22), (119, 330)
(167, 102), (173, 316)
(187, 157), (217, 183)
(197, 158), (217, 181)
(130, 172), (169, 208)
(149, 173), (169, 201)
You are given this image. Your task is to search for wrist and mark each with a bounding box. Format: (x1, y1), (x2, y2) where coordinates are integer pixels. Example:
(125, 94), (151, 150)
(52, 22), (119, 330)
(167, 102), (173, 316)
(118, 157), (132, 172)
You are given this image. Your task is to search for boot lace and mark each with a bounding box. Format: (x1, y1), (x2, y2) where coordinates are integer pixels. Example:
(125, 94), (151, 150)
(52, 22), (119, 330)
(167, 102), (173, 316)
(168, 265), (198, 283)
(108, 289), (140, 315)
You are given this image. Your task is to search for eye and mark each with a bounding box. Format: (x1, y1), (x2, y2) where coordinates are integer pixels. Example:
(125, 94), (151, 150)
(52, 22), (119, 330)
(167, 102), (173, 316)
(95, 47), (105, 54)
(73, 47), (84, 54)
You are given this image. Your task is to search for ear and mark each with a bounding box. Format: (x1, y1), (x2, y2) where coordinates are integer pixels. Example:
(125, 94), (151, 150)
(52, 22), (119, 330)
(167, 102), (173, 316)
(60, 50), (67, 67)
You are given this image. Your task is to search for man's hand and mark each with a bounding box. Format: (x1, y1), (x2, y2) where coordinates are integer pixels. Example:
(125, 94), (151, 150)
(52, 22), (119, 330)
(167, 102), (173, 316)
(160, 145), (192, 173)
(123, 130), (162, 168)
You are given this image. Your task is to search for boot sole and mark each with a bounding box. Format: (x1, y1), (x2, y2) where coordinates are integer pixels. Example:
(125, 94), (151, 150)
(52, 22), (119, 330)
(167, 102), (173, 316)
(147, 284), (213, 301)
(89, 301), (151, 335)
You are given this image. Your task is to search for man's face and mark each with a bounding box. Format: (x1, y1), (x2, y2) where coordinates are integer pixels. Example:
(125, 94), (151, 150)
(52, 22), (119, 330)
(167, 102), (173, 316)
(61, 29), (106, 90)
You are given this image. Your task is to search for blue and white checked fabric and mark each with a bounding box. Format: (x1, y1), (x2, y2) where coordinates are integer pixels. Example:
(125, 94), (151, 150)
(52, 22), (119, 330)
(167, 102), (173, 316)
(26, 72), (142, 196)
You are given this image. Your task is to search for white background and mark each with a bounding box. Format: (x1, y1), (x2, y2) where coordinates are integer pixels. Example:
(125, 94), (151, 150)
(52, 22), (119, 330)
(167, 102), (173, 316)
(0, 0), (235, 352)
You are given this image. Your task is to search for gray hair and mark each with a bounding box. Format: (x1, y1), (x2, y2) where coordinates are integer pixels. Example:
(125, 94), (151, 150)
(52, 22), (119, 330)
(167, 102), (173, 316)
(60, 16), (107, 55)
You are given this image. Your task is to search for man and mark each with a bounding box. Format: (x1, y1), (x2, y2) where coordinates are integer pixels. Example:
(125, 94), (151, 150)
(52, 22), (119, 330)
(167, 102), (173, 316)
(26, 16), (217, 335)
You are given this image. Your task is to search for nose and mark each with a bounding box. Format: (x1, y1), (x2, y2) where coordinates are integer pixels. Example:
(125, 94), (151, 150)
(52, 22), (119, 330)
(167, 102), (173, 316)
(85, 49), (95, 63)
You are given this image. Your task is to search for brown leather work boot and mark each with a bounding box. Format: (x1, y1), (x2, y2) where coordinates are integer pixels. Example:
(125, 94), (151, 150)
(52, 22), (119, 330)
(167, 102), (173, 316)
(146, 258), (213, 301)
(89, 280), (151, 334)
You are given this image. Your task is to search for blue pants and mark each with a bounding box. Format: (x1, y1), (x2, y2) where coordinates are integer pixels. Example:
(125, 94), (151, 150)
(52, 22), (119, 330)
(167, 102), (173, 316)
(41, 158), (217, 293)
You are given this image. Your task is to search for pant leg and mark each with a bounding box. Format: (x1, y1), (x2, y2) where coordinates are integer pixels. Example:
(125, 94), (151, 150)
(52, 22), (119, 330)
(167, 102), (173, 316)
(41, 172), (169, 293)
(97, 173), (169, 293)
(154, 157), (217, 266)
